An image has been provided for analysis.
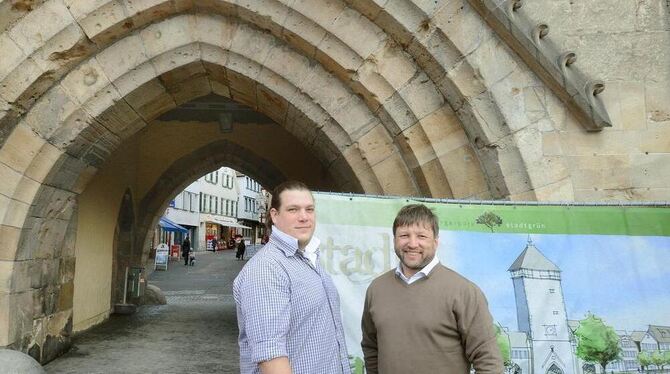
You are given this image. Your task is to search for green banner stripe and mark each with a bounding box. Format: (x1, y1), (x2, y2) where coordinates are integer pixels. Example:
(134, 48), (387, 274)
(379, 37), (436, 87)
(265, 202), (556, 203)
(314, 193), (670, 236)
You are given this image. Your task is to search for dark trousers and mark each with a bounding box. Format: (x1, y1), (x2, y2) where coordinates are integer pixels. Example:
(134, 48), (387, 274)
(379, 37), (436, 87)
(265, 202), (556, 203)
(183, 255), (189, 265)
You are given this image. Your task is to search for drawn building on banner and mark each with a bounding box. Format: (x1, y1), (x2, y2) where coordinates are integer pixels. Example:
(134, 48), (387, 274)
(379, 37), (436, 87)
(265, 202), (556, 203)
(506, 238), (670, 374)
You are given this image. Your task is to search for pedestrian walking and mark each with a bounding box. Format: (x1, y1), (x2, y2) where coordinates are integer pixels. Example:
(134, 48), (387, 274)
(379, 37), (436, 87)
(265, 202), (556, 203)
(181, 236), (191, 266)
(235, 235), (246, 260)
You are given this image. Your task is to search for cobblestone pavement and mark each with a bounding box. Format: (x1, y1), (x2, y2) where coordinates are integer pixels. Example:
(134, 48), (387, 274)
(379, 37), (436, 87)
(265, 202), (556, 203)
(44, 248), (260, 374)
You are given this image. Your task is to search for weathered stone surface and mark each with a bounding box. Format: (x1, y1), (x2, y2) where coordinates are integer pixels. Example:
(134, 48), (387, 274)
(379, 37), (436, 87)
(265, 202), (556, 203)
(140, 284), (167, 305)
(0, 225), (21, 261)
(0, 348), (46, 374)
(0, 124), (46, 175)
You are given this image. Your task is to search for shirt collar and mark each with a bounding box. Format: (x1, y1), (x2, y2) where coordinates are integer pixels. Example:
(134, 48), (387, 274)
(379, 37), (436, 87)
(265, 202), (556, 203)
(395, 255), (440, 281)
(270, 225), (320, 257)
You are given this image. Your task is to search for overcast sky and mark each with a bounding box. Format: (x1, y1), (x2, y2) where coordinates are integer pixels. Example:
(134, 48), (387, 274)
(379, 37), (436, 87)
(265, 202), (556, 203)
(438, 232), (670, 332)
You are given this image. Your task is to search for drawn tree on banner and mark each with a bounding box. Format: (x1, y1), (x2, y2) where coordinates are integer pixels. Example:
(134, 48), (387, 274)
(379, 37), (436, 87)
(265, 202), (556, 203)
(651, 350), (669, 371)
(495, 324), (513, 372)
(638, 351), (652, 372)
(574, 313), (622, 373)
(476, 211), (503, 232)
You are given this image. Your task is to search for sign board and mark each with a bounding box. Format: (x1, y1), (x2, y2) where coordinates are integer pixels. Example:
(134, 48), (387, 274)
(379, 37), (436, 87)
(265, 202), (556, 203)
(154, 244), (169, 271)
(312, 192), (670, 374)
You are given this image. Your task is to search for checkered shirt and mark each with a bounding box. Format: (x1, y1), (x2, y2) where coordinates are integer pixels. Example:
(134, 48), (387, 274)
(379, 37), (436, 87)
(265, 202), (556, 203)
(233, 229), (351, 374)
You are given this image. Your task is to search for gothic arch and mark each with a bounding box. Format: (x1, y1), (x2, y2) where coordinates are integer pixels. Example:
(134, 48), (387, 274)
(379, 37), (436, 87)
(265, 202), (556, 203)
(0, 0), (568, 361)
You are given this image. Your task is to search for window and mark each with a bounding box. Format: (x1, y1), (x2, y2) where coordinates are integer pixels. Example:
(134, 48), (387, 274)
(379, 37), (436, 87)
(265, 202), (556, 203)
(553, 311), (559, 315)
(209, 195), (213, 213)
(200, 193), (204, 211)
(549, 288), (555, 293)
(215, 197), (219, 215)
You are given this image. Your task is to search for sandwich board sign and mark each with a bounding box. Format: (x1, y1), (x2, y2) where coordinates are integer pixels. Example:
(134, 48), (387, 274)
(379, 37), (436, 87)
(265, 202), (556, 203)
(154, 243), (169, 271)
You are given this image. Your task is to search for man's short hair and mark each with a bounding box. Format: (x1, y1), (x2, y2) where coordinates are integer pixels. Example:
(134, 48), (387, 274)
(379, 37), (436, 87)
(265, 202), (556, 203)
(392, 204), (439, 237)
(266, 180), (312, 231)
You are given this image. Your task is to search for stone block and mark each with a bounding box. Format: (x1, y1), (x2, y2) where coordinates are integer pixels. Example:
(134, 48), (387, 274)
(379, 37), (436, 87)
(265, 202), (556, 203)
(332, 96), (377, 140)
(13, 177), (41, 206)
(341, 0), (384, 19)
(314, 32), (364, 77)
(631, 153), (670, 189)
(72, 165), (98, 196)
(95, 34), (149, 82)
(30, 24), (95, 74)
(371, 40), (417, 90)
(395, 123), (434, 170)
(378, 92), (418, 135)
(7, 1), (74, 57)
(372, 153), (419, 196)
(443, 59), (487, 101)
(355, 123), (396, 167)
(59, 58), (112, 106)
(411, 158), (453, 198)
(210, 81), (232, 99)
(0, 58), (48, 107)
(559, 131), (640, 156)
(24, 142), (63, 184)
(640, 128), (670, 153)
(74, 0), (130, 45)
(64, 0), (115, 20)
(432, 0), (491, 56)
(290, 0), (347, 28)
(378, 0), (423, 48)
(350, 63), (389, 113)
(262, 43), (312, 87)
(59, 257), (76, 284)
(4, 199), (30, 229)
(0, 225), (21, 261)
(438, 145), (489, 198)
(542, 131), (564, 156)
(0, 162), (22, 198)
(123, 0), (176, 29)
(282, 9), (327, 58)
(566, 154), (631, 190)
(236, 0), (290, 37)
(0, 123), (46, 175)
(0, 261), (13, 292)
(0, 293), (12, 346)
(170, 76), (212, 106)
(4, 290), (33, 346)
(330, 7), (386, 59)
(340, 145), (381, 193)
(23, 86), (79, 140)
(256, 84), (289, 124)
(645, 82), (670, 126)
(195, 14), (239, 50)
(56, 282), (74, 312)
(230, 22), (276, 64)
(417, 105), (469, 158)
(398, 71), (444, 121)
(0, 34), (26, 82)
(89, 100), (138, 140)
(140, 15), (198, 58)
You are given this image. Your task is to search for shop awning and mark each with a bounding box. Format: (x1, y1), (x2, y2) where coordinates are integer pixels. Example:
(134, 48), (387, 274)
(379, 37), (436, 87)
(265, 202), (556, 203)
(158, 216), (189, 233)
(207, 218), (252, 229)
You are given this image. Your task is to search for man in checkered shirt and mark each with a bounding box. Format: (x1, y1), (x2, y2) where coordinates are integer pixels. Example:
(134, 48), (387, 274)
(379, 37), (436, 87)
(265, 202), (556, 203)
(233, 181), (351, 374)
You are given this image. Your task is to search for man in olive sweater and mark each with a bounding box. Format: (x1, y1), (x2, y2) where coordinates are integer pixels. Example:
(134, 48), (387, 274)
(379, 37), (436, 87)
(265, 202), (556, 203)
(361, 204), (503, 374)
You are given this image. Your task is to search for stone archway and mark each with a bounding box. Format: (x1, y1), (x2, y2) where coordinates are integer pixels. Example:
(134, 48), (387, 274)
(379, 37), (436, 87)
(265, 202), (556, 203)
(0, 0), (581, 363)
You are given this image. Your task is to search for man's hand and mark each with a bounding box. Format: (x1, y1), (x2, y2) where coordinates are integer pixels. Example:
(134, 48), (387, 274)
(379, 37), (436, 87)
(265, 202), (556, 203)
(259, 356), (292, 374)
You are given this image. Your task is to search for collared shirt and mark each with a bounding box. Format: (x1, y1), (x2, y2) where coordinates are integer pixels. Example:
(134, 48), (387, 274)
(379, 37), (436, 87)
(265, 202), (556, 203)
(233, 227), (351, 374)
(395, 255), (440, 284)
(272, 224), (320, 267)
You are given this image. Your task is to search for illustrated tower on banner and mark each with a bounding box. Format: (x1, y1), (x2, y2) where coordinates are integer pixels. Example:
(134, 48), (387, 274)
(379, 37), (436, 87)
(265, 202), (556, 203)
(509, 238), (575, 374)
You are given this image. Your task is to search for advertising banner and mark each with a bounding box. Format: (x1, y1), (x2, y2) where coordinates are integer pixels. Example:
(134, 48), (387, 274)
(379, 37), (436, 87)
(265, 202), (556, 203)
(313, 192), (670, 374)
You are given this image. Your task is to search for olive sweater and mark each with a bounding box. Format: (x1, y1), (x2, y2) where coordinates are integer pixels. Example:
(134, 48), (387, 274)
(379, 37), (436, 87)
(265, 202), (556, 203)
(361, 264), (503, 374)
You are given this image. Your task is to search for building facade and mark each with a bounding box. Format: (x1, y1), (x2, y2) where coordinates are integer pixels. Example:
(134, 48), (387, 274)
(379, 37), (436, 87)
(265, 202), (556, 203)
(236, 173), (264, 244)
